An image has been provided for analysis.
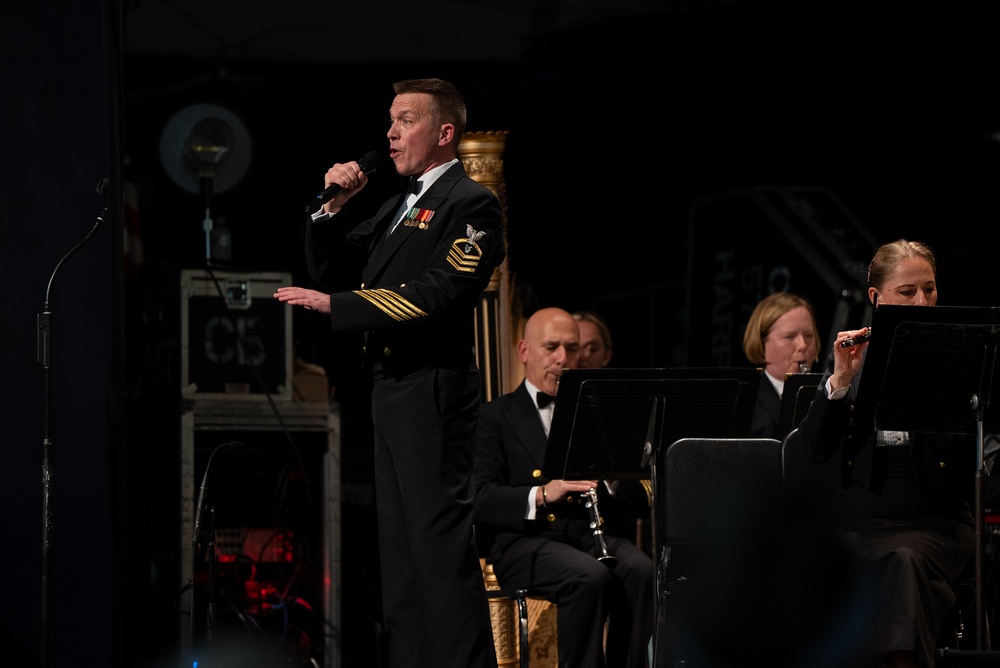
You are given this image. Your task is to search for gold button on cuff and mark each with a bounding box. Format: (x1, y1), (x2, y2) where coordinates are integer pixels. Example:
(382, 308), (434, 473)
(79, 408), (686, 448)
(546, 514), (556, 523)
(532, 470), (542, 479)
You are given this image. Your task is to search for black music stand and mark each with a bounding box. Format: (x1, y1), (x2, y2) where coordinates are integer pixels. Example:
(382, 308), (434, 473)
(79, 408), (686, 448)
(542, 367), (761, 663)
(544, 367), (760, 482)
(854, 304), (1000, 650)
(778, 372), (843, 510)
(778, 372), (824, 438)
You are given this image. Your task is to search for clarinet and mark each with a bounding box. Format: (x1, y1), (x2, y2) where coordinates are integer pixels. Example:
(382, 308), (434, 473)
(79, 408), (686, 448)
(583, 487), (617, 569)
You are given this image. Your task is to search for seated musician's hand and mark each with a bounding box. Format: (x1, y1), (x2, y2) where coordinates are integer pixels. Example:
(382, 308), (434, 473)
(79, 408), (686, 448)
(830, 327), (867, 391)
(545, 479), (599, 504)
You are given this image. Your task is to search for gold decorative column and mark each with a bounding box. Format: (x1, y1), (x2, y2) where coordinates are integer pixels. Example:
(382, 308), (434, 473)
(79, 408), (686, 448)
(459, 130), (515, 400)
(461, 132), (559, 668)
(481, 559), (521, 667)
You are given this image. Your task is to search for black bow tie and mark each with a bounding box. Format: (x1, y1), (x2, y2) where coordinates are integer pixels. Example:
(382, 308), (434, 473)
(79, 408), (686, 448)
(400, 175), (422, 195)
(536, 392), (556, 408)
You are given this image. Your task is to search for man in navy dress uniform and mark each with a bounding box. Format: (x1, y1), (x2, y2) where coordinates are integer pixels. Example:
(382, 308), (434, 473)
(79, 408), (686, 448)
(276, 77), (505, 668)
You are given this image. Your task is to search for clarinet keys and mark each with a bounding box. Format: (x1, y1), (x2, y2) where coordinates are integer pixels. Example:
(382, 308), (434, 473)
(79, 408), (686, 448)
(583, 487), (618, 568)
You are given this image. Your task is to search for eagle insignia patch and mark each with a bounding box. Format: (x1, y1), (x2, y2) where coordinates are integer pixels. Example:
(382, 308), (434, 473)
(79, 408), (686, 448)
(448, 225), (488, 273)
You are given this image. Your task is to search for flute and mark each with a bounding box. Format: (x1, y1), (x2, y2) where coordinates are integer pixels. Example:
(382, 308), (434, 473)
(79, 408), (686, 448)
(840, 327), (872, 348)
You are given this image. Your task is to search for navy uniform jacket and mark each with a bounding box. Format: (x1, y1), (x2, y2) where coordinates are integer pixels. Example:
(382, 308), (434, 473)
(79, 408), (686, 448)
(787, 357), (978, 496)
(305, 161), (505, 373)
(474, 381), (650, 556)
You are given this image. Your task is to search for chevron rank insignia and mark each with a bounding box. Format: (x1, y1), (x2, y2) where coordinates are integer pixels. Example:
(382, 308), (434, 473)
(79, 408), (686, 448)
(402, 207), (435, 230)
(448, 225), (488, 273)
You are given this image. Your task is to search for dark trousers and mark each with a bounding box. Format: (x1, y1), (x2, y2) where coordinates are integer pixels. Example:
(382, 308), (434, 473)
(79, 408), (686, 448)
(372, 367), (497, 668)
(493, 532), (654, 668)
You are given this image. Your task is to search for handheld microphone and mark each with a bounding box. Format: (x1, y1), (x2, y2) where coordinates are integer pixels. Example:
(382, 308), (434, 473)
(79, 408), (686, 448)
(306, 150), (383, 214)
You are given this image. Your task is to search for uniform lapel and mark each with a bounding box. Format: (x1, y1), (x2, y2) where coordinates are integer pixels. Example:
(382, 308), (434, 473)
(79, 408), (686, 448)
(506, 384), (548, 469)
(366, 191), (407, 277)
(366, 162), (463, 280)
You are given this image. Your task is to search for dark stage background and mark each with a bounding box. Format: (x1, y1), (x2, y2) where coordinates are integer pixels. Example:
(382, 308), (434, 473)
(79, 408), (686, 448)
(1, 0), (122, 666)
(4, 1), (1000, 666)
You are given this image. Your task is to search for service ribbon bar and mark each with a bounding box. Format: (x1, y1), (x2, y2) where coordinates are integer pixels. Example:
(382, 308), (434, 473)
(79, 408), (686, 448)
(402, 208), (436, 229)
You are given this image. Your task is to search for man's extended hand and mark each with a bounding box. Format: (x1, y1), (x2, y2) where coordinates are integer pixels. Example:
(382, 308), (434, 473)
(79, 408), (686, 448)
(274, 286), (332, 314)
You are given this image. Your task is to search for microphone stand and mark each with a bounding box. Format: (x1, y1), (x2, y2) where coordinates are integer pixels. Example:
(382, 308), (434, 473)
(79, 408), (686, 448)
(206, 505), (217, 643)
(36, 179), (108, 668)
(200, 173), (215, 267)
(189, 441), (240, 663)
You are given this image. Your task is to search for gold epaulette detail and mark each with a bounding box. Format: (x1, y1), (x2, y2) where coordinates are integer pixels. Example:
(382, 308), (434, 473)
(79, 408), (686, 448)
(353, 288), (428, 321)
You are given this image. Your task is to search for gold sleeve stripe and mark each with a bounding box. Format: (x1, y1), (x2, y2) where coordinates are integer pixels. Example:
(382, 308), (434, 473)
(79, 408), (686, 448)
(353, 288), (428, 321)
